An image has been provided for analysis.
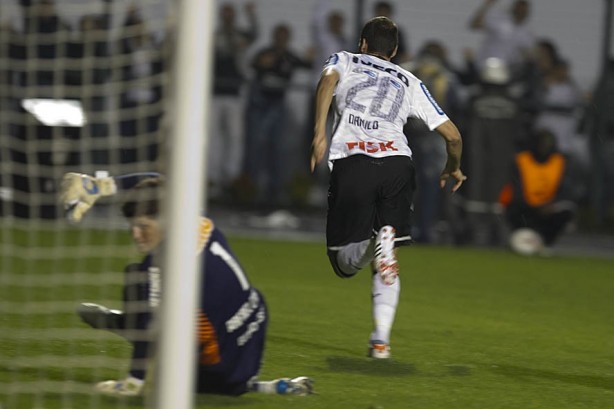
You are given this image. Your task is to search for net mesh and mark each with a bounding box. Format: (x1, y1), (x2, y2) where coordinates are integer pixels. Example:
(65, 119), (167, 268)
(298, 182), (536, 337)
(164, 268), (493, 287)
(0, 0), (171, 407)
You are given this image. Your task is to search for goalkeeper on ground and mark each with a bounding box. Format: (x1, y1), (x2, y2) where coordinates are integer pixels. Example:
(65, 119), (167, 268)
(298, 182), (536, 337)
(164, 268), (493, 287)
(60, 172), (313, 397)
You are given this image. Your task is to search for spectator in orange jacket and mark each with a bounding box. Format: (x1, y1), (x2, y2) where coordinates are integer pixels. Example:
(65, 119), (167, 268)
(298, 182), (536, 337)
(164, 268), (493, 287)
(499, 128), (576, 249)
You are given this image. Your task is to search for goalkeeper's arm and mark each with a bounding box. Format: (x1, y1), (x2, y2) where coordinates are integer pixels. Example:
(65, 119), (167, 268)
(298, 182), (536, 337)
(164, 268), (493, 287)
(59, 171), (161, 222)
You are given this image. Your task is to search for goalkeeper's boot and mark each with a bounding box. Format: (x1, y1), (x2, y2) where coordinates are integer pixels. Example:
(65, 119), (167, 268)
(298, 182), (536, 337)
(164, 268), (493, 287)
(95, 376), (144, 397)
(77, 303), (124, 331)
(374, 225), (398, 285)
(276, 377), (315, 396)
(368, 340), (391, 359)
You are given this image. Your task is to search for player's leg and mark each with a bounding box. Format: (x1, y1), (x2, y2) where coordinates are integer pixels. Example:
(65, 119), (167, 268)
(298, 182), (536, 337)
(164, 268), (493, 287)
(368, 156), (416, 358)
(91, 263), (152, 396)
(536, 206), (575, 247)
(375, 156), (415, 246)
(326, 155), (379, 278)
(369, 270), (400, 359)
(248, 376), (314, 396)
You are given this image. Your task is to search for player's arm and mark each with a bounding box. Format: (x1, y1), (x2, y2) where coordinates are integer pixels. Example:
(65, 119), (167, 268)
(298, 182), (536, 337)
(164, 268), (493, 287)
(310, 67), (339, 171)
(243, 2), (258, 45)
(469, 0), (497, 30)
(435, 120), (467, 192)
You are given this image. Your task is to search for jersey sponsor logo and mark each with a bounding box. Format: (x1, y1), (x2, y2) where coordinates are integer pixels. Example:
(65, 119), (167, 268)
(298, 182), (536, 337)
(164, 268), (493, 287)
(420, 82), (445, 115)
(324, 53), (339, 66)
(346, 140), (399, 153)
(352, 56), (409, 87)
(348, 113), (379, 130)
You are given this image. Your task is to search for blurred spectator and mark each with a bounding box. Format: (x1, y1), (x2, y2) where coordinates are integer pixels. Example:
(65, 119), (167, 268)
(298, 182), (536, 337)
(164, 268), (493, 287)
(452, 48), (481, 88)
(373, 1), (410, 64)
(118, 5), (164, 164)
(243, 24), (312, 207)
(520, 40), (588, 200)
(210, 2), (258, 200)
(69, 14), (111, 87)
(9, 0), (75, 218)
(296, 0), (353, 206)
(402, 41), (460, 243)
(19, 0), (72, 87)
(534, 59), (584, 158)
(70, 13), (113, 164)
(468, 0), (534, 78)
(465, 58), (521, 245)
(585, 60), (614, 227)
(312, 0), (352, 85)
(521, 39), (560, 118)
(499, 129), (576, 251)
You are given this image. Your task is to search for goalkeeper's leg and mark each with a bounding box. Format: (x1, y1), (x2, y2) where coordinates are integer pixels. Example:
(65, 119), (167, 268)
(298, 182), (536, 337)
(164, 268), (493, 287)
(248, 377), (315, 396)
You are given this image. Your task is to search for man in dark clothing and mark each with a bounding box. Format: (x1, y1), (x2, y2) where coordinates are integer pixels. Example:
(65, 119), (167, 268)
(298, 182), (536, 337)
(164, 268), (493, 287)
(243, 24), (312, 205)
(209, 2), (259, 199)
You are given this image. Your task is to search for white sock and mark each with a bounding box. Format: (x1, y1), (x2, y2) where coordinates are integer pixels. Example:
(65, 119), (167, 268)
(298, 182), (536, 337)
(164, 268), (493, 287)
(336, 239), (374, 276)
(370, 273), (400, 344)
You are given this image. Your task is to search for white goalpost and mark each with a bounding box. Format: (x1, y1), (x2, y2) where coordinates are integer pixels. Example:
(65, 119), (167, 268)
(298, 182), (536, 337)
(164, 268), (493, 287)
(0, 0), (213, 408)
(155, 0), (212, 408)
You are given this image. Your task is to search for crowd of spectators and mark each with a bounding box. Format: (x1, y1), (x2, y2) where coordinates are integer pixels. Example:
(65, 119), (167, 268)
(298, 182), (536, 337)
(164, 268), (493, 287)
(205, 0), (599, 248)
(1, 0), (167, 217)
(1, 0), (611, 242)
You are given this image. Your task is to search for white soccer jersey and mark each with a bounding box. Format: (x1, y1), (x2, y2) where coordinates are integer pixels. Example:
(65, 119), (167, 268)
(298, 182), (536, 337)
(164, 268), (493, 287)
(324, 51), (449, 167)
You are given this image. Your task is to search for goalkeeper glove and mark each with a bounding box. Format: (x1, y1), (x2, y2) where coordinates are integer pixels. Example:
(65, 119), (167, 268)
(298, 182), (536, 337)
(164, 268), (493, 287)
(95, 376), (144, 397)
(59, 172), (117, 222)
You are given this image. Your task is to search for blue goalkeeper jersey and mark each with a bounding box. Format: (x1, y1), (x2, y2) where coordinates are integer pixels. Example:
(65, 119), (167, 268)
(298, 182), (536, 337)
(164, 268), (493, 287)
(127, 218), (267, 391)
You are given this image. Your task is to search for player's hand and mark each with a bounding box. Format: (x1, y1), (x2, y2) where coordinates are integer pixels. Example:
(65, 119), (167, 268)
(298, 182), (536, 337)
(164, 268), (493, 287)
(59, 172), (117, 222)
(310, 133), (328, 172)
(439, 166), (467, 193)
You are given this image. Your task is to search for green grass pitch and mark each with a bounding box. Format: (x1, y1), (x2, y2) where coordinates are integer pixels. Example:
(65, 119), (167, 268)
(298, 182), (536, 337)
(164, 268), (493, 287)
(1, 227), (613, 408)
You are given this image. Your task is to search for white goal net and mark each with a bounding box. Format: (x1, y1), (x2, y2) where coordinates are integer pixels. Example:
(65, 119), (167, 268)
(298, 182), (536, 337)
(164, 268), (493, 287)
(0, 0), (181, 408)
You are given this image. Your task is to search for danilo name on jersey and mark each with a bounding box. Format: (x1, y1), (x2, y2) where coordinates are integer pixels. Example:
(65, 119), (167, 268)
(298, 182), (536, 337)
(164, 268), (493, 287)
(348, 113), (379, 130)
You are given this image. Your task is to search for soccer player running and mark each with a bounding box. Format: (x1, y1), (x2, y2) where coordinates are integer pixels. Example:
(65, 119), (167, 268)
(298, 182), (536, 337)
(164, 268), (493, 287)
(59, 173), (313, 396)
(310, 17), (466, 359)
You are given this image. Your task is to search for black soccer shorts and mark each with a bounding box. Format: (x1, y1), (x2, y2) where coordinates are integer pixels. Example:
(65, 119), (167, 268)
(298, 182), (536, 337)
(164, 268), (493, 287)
(326, 154), (416, 248)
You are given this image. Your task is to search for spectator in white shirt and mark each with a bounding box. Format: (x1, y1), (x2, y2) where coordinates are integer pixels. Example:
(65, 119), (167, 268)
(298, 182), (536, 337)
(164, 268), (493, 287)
(469, 0), (534, 77)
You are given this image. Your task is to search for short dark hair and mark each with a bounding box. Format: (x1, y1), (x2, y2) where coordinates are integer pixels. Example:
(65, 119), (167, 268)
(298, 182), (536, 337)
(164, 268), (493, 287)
(121, 177), (164, 219)
(360, 16), (398, 58)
